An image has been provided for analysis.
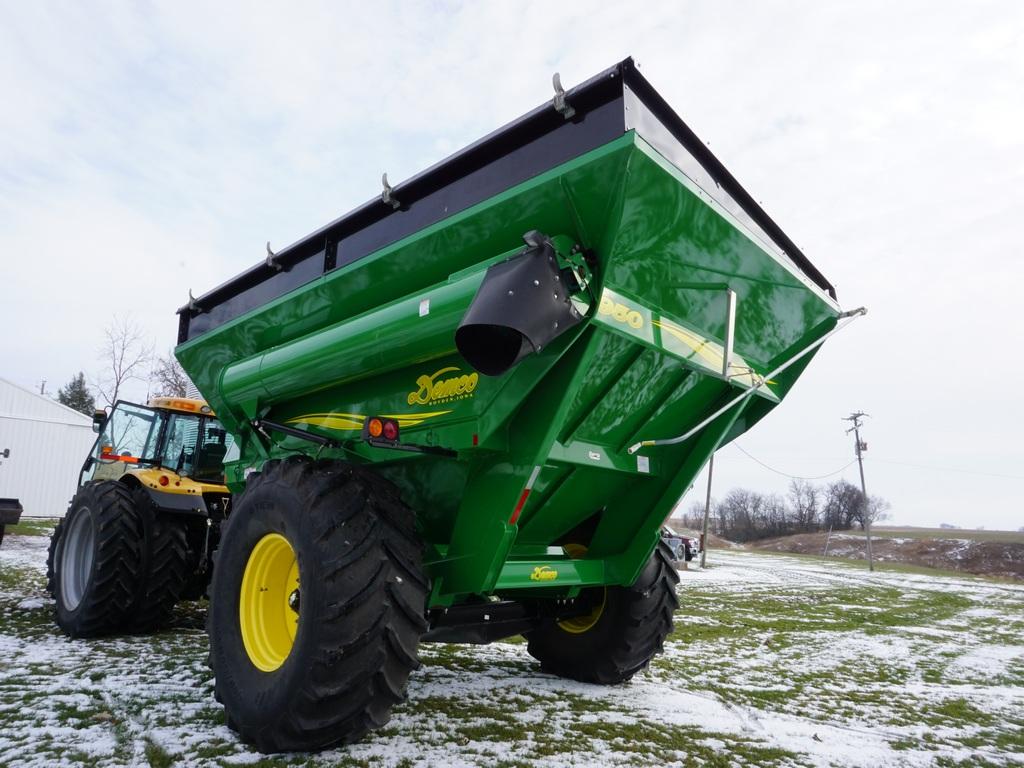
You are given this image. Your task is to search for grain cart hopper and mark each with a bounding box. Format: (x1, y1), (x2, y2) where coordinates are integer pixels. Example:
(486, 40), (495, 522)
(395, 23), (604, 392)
(47, 397), (231, 636)
(174, 59), (860, 752)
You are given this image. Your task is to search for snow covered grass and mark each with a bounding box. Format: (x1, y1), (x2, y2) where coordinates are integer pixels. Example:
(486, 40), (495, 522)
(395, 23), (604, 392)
(1, 529), (1023, 767)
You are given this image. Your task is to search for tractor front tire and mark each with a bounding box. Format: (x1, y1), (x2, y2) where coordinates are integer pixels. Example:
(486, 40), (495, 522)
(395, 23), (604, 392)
(208, 457), (429, 753)
(52, 482), (143, 638)
(526, 541), (679, 684)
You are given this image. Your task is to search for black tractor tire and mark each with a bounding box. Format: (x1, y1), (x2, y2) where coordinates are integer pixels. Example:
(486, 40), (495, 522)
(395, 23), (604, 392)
(52, 482), (144, 638)
(45, 517), (67, 596)
(124, 488), (191, 633)
(526, 540), (680, 684)
(208, 456), (429, 753)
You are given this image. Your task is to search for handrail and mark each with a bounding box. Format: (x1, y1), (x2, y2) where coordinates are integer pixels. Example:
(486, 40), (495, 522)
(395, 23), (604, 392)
(627, 307), (867, 454)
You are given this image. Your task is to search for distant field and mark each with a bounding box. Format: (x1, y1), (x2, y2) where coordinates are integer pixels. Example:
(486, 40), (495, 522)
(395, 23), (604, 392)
(853, 526), (1024, 544)
(751, 530), (1023, 580)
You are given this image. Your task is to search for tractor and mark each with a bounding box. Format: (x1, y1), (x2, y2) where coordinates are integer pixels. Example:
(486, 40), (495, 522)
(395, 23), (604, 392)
(47, 397), (231, 635)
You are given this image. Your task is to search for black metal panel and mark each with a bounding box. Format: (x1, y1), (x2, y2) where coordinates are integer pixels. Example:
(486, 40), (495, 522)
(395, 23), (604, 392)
(184, 250), (324, 340)
(178, 64), (626, 344)
(334, 97), (625, 273)
(178, 57), (836, 344)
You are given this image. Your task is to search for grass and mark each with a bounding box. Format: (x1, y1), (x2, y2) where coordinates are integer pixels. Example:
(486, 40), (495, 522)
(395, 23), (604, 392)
(3, 517), (58, 537)
(2, 529), (1023, 766)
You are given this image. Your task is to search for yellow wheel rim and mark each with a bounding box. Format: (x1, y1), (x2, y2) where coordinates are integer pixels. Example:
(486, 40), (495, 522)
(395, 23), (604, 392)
(239, 533), (300, 672)
(557, 543), (606, 635)
(557, 587), (607, 634)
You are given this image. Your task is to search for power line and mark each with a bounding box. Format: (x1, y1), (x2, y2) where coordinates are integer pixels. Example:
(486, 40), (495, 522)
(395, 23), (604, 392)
(864, 457), (1024, 482)
(732, 443), (857, 481)
(730, 443), (1024, 483)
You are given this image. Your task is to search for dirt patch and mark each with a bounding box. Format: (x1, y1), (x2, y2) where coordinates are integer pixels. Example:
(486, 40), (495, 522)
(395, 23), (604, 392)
(751, 531), (1024, 580)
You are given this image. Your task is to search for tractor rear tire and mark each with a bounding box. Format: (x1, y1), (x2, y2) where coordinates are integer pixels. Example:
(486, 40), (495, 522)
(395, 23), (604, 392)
(125, 489), (191, 633)
(526, 541), (679, 684)
(45, 517), (66, 596)
(208, 456), (429, 753)
(52, 482), (143, 638)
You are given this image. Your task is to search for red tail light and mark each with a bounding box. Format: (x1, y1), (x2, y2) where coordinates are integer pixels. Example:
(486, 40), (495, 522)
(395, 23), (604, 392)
(363, 416), (400, 444)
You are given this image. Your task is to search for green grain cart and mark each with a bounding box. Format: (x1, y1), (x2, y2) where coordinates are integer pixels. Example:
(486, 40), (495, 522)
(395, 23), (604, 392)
(174, 59), (858, 752)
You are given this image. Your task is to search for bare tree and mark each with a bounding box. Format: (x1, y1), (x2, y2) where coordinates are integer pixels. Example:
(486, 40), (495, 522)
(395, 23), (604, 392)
(823, 480), (863, 530)
(788, 479), (821, 533)
(152, 351), (192, 397)
(859, 495), (891, 529)
(94, 316), (154, 407)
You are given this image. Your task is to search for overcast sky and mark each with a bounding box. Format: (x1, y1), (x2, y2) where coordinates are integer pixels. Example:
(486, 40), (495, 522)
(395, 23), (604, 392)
(1, 2), (1021, 529)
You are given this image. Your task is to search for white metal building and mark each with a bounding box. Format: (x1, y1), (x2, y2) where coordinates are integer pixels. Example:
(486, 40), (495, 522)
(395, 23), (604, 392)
(0, 378), (97, 517)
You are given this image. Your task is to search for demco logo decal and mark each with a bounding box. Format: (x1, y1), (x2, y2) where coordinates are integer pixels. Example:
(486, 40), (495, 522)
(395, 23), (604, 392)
(407, 366), (479, 406)
(529, 566), (558, 582)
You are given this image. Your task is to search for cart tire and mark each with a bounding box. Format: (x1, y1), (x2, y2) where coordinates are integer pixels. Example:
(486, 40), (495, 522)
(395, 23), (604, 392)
(53, 482), (143, 638)
(526, 541), (679, 684)
(125, 489), (191, 632)
(208, 456), (429, 752)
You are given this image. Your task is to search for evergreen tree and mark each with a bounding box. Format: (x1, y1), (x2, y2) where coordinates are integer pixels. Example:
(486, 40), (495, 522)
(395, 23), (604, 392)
(57, 372), (95, 416)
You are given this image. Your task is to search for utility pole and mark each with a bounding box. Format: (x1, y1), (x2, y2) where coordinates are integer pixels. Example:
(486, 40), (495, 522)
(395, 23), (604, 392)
(39, 379), (46, 396)
(699, 455), (714, 568)
(843, 411), (873, 571)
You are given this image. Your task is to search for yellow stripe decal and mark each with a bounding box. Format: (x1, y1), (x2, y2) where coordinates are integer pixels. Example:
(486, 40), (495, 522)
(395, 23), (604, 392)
(285, 410), (453, 432)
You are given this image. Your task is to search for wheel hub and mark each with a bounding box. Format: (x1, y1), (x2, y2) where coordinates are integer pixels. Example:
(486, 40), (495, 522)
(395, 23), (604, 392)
(239, 533), (300, 672)
(59, 506), (96, 612)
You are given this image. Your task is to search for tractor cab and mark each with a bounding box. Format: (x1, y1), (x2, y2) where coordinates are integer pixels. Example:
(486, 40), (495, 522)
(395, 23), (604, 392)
(82, 397), (233, 493)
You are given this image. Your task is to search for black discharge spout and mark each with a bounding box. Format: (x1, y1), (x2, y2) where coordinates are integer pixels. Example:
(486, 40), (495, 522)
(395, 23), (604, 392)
(455, 231), (584, 376)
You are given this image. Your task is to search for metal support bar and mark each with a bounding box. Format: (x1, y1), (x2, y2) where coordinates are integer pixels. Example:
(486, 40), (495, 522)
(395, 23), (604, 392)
(365, 437), (457, 458)
(628, 307), (867, 454)
(722, 289), (736, 378)
(252, 418), (340, 448)
(669, 282), (737, 380)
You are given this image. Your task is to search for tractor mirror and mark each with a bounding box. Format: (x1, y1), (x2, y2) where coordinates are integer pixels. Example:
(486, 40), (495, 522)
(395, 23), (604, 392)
(92, 409), (108, 433)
